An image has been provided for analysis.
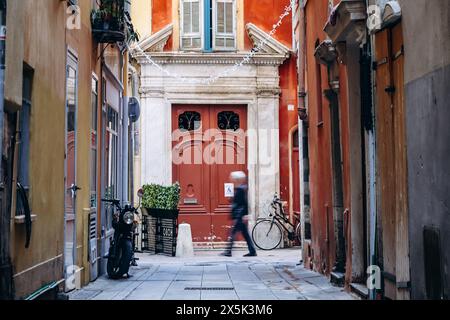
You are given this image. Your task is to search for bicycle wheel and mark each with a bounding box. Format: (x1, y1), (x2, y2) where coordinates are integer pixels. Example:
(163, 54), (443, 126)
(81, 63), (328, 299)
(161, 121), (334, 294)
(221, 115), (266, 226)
(252, 219), (282, 250)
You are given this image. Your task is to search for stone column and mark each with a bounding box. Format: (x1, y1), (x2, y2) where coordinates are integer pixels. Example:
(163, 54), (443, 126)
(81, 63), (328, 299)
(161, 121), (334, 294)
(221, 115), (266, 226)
(139, 64), (172, 186)
(254, 66), (281, 220)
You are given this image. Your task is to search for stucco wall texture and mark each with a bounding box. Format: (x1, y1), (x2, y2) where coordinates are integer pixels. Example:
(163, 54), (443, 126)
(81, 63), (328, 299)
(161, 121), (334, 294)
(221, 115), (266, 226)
(8, 0), (98, 298)
(399, 1), (450, 299)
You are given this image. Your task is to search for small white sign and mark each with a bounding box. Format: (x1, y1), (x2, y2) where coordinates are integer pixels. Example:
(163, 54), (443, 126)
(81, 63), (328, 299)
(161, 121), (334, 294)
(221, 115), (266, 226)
(224, 183), (234, 198)
(288, 104), (295, 111)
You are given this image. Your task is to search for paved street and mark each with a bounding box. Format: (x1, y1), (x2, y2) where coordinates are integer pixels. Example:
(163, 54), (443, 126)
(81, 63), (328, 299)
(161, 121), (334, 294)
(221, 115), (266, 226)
(69, 249), (357, 300)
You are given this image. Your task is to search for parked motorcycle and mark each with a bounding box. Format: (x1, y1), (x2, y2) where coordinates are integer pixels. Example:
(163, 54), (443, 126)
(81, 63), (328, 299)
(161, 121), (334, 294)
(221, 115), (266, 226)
(102, 190), (142, 279)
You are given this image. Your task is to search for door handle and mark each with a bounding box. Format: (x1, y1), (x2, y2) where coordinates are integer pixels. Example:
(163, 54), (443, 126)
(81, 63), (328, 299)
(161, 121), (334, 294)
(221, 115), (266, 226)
(68, 184), (81, 197)
(68, 184), (81, 192)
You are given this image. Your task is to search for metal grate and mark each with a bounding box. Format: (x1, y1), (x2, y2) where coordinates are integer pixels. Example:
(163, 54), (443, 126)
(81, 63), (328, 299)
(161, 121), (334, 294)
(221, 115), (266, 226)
(141, 214), (178, 256)
(185, 287), (235, 291)
(89, 213), (97, 240)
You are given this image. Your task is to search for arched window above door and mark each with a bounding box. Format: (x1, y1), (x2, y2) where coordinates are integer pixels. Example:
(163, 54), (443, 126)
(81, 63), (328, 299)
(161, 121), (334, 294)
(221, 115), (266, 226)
(218, 111), (240, 131)
(179, 111), (202, 131)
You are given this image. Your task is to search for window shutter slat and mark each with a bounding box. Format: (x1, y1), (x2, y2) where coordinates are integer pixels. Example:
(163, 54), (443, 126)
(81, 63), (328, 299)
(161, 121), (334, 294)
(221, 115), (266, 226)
(181, 0), (201, 50)
(183, 1), (191, 33)
(217, 2), (225, 33)
(225, 2), (233, 34)
(214, 0), (235, 50)
(192, 1), (200, 33)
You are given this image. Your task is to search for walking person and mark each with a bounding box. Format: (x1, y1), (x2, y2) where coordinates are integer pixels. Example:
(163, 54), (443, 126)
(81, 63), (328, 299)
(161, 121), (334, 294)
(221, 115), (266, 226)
(222, 171), (257, 257)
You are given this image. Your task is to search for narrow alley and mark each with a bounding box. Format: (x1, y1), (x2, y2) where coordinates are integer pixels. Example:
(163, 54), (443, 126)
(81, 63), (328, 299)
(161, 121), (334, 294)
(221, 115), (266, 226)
(1, 0), (449, 304)
(69, 249), (356, 300)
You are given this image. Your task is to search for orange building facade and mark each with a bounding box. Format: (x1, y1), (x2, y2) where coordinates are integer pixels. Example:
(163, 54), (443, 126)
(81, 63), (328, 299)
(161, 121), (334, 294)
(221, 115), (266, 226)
(132, 0), (298, 247)
(294, 0), (373, 292)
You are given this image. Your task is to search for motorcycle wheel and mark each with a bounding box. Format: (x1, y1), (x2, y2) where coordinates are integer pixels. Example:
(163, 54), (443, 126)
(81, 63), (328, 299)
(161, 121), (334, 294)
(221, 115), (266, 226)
(107, 239), (132, 279)
(118, 240), (133, 277)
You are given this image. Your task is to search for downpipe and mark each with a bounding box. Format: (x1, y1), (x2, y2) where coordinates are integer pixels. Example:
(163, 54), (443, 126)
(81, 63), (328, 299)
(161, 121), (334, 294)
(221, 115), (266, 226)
(297, 0), (308, 260)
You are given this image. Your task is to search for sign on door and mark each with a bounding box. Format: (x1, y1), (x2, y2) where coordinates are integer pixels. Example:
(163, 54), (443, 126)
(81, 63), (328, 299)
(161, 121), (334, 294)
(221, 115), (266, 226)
(224, 183), (234, 198)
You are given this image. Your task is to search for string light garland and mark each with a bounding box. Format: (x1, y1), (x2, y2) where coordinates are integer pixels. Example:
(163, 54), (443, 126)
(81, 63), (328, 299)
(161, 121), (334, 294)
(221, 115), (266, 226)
(129, 0), (297, 86)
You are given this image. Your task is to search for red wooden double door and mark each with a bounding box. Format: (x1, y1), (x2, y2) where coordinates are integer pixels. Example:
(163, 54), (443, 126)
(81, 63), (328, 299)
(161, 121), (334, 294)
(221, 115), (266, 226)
(172, 105), (247, 243)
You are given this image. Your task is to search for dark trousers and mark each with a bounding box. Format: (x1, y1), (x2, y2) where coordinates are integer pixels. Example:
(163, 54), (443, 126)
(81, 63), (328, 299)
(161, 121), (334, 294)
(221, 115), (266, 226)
(226, 218), (256, 254)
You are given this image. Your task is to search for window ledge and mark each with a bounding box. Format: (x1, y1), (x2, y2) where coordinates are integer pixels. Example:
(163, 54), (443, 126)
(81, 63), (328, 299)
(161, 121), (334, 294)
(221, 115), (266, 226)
(15, 214), (37, 224)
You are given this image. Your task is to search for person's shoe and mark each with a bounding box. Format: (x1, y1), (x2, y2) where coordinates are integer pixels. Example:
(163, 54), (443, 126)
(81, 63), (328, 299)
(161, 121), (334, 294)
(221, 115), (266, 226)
(244, 252), (257, 257)
(221, 252), (232, 257)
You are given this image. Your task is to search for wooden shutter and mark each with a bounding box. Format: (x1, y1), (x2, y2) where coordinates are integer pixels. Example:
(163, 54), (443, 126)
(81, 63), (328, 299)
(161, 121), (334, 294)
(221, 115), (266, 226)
(213, 0), (236, 50)
(181, 0), (202, 50)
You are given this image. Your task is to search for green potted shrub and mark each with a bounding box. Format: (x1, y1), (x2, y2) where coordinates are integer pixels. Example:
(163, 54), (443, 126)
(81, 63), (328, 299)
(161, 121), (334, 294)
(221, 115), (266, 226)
(141, 182), (181, 219)
(140, 183), (181, 256)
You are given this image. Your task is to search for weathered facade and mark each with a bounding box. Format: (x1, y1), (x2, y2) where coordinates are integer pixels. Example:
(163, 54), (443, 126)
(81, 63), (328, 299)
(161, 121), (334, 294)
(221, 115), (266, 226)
(0, 0), (136, 299)
(294, 0), (367, 288)
(294, 0), (450, 300)
(131, 0), (298, 247)
(388, 0), (450, 300)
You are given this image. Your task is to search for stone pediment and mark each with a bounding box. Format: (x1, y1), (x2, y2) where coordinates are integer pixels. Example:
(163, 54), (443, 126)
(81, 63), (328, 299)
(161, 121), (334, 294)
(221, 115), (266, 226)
(246, 23), (291, 56)
(133, 24), (173, 53)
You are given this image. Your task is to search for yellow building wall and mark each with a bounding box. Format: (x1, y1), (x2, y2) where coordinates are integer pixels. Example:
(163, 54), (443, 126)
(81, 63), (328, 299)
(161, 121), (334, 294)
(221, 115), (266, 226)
(10, 0), (67, 299)
(9, 0), (99, 297)
(66, 0), (98, 288)
(131, 0), (152, 39)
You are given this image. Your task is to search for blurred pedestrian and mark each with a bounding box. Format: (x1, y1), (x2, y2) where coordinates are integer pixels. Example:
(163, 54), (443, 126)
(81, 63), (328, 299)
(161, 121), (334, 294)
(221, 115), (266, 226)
(222, 171), (257, 257)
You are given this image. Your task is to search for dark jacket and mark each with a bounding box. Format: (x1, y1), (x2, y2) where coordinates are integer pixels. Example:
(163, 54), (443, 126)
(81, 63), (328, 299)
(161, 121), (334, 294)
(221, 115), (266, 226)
(231, 184), (248, 219)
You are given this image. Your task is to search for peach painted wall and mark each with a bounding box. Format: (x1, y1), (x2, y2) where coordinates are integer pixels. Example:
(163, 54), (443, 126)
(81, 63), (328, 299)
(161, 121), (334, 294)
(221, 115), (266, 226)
(279, 57), (299, 213)
(152, 0), (173, 50)
(243, 0), (298, 213)
(243, 0), (293, 49)
(304, 0), (352, 277)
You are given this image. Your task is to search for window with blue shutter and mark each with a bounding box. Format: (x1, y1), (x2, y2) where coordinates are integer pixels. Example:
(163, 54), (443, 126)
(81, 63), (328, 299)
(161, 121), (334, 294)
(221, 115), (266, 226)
(180, 0), (236, 52)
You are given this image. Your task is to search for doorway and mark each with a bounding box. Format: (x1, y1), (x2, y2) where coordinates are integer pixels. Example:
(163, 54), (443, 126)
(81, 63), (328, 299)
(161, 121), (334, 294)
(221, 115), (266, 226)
(172, 105), (247, 243)
(64, 51), (79, 291)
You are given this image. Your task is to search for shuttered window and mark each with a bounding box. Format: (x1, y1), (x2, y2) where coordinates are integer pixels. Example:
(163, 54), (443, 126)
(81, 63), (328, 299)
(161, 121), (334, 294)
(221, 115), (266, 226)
(213, 0), (236, 50)
(181, 0), (202, 50)
(180, 0), (236, 51)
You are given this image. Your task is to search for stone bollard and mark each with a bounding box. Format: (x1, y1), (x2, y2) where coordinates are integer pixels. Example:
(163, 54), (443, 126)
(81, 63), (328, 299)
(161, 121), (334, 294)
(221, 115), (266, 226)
(176, 223), (194, 258)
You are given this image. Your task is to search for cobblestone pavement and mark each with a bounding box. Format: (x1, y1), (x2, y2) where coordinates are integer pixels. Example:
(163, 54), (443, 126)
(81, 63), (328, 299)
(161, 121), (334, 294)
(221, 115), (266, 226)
(69, 248), (357, 300)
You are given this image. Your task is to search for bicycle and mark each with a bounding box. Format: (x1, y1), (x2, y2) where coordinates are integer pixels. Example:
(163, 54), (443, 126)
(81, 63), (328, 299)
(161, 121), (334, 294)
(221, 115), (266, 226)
(252, 193), (302, 250)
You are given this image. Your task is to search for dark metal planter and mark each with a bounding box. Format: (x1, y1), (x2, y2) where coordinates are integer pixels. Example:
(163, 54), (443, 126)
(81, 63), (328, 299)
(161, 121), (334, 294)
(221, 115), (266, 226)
(141, 208), (179, 257)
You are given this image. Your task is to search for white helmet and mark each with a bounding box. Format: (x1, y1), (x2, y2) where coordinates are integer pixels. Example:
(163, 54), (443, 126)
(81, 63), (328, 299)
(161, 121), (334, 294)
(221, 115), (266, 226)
(230, 171), (246, 180)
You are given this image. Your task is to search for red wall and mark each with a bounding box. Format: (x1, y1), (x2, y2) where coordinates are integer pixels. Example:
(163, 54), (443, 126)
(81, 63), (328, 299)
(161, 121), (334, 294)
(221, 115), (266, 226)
(304, 0), (352, 277)
(152, 0), (173, 50)
(279, 57), (299, 207)
(244, 0), (293, 49)
(245, 0), (298, 212)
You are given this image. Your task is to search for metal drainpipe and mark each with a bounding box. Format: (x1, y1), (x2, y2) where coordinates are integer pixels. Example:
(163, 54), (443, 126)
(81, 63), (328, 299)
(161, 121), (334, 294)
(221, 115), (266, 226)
(297, 0), (307, 255)
(128, 65), (139, 205)
(365, 0), (378, 300)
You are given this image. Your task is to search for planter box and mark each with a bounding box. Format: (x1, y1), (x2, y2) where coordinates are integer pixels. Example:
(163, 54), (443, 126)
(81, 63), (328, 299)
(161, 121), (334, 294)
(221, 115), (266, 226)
(141, 208), (179, 257)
